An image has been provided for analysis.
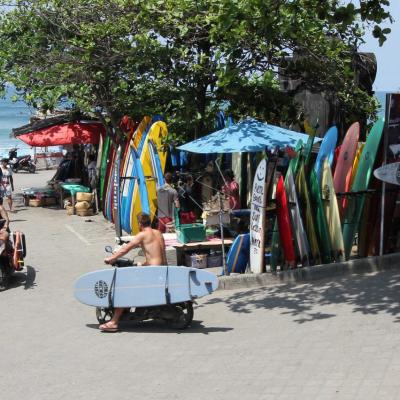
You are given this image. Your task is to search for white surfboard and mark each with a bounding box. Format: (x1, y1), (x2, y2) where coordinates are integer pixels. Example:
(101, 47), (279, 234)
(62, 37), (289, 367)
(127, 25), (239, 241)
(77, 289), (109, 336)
(250, 159), (267, 274)
(74, 266), (218, 308)
(286, 168), (310, 266)
(321, 159), (344, 261)
(374, 162), (400, 186)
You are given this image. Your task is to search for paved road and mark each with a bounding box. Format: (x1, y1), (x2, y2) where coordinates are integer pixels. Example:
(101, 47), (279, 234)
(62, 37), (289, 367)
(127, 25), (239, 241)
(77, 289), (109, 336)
(1, 170), (400, 400)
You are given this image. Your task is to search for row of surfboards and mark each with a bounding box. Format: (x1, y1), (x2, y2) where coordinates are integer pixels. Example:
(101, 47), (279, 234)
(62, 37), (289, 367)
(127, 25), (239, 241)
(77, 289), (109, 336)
(249, 118), (385, 273)
(98, 116), (168, 235)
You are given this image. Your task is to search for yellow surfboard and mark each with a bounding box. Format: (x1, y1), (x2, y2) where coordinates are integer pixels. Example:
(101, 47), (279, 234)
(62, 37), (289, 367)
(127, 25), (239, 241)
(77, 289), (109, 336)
(130, 120), (168, 231)
(349, 143), (364, 188)
(321, 159), (344, 261)
(140, 121), (168, 221)
(146, 121), (168, 170)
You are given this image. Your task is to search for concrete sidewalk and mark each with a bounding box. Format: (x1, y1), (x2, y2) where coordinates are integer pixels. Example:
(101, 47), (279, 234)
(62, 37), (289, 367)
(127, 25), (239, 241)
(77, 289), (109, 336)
(3, 169), (400, 400)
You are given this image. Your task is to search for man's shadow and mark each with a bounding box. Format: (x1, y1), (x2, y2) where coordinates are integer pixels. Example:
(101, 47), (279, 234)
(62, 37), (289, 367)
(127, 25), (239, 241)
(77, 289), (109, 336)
(86, 319), (233, 335)
(9, 265), (37, 290)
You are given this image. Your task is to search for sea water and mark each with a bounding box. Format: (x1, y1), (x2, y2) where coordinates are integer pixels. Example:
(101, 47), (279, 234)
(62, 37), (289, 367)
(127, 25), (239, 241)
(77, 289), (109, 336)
(0, 86), (63, 158)
(0, 86), (32, 158)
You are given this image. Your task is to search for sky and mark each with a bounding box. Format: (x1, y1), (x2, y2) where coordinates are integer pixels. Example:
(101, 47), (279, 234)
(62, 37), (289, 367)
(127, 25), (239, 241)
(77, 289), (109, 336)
(361, 2), (400, 92)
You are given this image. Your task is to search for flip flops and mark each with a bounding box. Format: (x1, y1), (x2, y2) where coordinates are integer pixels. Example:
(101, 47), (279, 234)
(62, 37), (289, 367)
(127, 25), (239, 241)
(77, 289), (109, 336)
(99, 322), (119, 333)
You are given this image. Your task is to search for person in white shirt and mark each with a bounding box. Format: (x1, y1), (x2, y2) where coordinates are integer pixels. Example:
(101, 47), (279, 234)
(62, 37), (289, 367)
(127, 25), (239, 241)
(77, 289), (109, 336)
(0, 159), (14, 212)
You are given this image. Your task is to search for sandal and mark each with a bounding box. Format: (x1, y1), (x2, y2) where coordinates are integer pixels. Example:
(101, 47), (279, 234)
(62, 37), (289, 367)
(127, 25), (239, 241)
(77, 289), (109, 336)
(99, 322), (119, 332)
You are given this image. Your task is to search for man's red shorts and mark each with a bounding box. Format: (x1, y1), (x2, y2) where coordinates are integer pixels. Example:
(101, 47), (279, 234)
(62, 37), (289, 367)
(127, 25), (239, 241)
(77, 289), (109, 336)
(158, 217), (173, 233)
(180, 211), (196, 224)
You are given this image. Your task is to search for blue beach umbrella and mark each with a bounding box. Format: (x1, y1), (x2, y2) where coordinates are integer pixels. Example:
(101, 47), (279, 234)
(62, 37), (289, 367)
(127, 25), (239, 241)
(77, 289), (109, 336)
(178, 118), (319, 153)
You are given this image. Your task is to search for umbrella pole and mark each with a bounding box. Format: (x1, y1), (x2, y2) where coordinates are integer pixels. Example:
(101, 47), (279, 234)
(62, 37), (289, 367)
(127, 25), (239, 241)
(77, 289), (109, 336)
(218, 191), (228, 275)
(214, 158), (228, 275)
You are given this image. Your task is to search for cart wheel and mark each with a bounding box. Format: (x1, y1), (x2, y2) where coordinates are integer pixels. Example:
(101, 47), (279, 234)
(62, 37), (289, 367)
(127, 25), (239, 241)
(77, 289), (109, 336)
(167, 302), (194, 330)
(95, 307), (114, 324)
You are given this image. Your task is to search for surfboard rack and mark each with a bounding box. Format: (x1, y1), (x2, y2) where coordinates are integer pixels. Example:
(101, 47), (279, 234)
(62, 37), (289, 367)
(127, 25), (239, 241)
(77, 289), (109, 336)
(120, 176), (139, 180)
(336, 188), (398, 198)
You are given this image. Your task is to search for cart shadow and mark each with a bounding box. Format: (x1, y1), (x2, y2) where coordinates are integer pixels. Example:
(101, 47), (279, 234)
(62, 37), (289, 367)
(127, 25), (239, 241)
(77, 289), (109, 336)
(9, 265), (37, 290)
(85, 320), (233, 334)
(202, 270), (400, 324)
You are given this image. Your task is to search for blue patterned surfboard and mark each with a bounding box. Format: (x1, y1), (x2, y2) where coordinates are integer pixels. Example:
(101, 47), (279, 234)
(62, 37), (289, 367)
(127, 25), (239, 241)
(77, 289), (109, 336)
(314, 126), (338, 181)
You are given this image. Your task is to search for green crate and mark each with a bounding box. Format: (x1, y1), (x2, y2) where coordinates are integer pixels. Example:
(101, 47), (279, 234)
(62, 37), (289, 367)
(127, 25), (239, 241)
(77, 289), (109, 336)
(176, 223), (206, 244)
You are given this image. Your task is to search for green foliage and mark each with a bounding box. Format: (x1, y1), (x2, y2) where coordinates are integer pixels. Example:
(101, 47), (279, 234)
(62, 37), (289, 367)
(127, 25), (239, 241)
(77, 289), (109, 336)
(0, 0), (393, 141)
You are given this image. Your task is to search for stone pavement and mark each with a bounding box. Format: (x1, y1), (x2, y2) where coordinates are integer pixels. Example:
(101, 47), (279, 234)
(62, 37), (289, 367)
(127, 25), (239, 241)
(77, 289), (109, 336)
(1, 170), (400, 400)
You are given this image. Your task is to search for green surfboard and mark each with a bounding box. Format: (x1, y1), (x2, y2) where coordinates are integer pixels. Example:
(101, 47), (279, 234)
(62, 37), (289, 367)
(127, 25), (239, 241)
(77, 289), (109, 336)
(309, 169), (332, 263)
(342, 118), (384, 259)
(99, 135), (111, 202)
(296, 161), (321, 265)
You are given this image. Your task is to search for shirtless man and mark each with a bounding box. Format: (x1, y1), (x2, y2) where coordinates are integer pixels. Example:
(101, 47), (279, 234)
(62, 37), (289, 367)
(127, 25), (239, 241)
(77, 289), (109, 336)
(100, 212), (167, 332)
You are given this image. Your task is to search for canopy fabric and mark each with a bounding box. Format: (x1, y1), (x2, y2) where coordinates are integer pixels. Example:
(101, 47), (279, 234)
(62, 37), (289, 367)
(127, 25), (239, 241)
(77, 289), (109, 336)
(178, 118), (320, 153)
(17, 122), (105, 147)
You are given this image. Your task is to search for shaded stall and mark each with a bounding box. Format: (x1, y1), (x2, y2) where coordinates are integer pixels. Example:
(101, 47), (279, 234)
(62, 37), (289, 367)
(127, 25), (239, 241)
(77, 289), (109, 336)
(13, 117), (105, 213)
(178, 118), (319, 274)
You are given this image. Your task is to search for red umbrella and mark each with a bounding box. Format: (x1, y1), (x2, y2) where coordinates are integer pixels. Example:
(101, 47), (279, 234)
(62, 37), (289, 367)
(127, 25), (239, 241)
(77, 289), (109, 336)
(17, 122), (105, 147)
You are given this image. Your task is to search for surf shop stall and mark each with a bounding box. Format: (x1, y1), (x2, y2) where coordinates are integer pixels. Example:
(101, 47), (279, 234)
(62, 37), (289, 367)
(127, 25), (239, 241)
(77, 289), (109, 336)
(178, 113), (400, 275)
(245, 121), (383, 273)
(231, 115), (396, 275)
(13, 115), (105, 212)
(178, 118), (317, 274)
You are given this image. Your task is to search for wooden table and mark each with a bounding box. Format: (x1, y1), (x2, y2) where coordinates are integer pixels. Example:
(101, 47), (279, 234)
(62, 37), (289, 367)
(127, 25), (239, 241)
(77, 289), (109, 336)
(119, 233), (234, 267)
(172, 238), (234, 266)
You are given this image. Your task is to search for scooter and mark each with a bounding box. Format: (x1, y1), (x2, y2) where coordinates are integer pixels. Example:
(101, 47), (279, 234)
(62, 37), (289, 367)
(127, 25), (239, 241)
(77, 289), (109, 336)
(0, 242), (14, 291)
(95, 246), (194, 330)
(8, 148), (36, 174)
(0, 224), (26, 291)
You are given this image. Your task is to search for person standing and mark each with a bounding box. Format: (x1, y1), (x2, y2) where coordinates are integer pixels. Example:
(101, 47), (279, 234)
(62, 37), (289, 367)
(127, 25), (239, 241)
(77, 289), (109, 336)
(0, 159), (14, 212)
(87, 154), (97, 190)
(156, 172), (180, 233)
(178, 174), (197, 224)
(221, 169), (240, 210)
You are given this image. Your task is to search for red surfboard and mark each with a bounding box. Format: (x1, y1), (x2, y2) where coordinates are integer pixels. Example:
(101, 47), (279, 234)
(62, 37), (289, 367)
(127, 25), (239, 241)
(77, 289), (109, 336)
(333, 122), (360, 217)
(102, 145), (116, 220)
(275, 175), (296, 266)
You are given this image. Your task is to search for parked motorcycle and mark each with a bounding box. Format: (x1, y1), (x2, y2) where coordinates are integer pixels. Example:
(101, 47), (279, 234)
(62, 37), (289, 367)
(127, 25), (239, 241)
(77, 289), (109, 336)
(95, 246), (194, 330)
(8, 148), (36, 173)
(0, 224), (26, 291)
